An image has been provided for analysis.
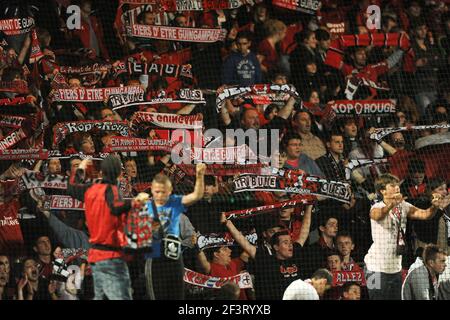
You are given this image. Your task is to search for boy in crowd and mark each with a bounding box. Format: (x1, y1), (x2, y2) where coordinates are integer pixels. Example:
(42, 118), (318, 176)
(336, 231), (362, 271)
(222, 31), (262, 86)
(303, 214), (339, 276)
(144, 163), (206, 300)
(341, 282), (362, 300)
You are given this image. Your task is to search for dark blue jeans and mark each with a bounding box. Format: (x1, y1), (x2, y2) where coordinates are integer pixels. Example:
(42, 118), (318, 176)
(91, 258), (132, 300)
(365, 267), (402, 300)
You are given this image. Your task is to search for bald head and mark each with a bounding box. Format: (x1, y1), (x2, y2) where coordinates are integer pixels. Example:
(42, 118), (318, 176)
(294, 111), (312, 134)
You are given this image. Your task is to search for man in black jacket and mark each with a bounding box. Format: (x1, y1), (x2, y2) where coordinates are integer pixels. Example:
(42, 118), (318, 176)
(315, 131), (346, 181)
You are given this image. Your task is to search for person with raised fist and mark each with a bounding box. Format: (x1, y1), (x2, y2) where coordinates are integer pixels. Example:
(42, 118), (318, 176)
(144, 162), (206, 300)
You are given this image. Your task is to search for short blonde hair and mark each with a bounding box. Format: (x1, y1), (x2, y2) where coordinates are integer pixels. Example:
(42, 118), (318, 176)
(152, 173), (172, 188)
(264, 19), (287, 37)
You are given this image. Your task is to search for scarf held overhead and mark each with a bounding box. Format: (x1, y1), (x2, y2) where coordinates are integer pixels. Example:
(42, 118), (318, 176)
(0, 115), (26, 129)
(272, 0), (321, 15)
(190, 145), (258, 164)
(178, 163), (263, 176)
(19, 172), (68, 191)
(110, 89), (205, 110)
(122, 61), (193, 78)
(43, 195), (84, 211)
(131, 111), (203, 129)
(0, 17), (35, 36)
(104, 136), (176, 152)
(128, 25), (227, 43)
(50, 86), (144, 102)
(184, 268), (253, 289)
(344, 159), (389, 180)
(0, 96), (35, 107)
(216, 84), (299, 111)
(197, 231), (258, 250)
(0, 128), (27, 150)
(325, 33), (410, 70)
(60, 61), (193, 80)
(233, 168), (352, 204)
(48, 150), (108, 161)
(329, 99), (396, 116)
(0, 149), (49, 160)
(119, 0), (242, 10)
(224, 198), (314, 220)
(53, 120), (130, 147)
(162, 0), (243, 11)
(370, 124), (450, 141)
(0, 80), (30, 94)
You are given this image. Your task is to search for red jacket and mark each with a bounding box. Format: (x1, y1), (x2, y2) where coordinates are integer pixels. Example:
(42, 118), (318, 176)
(257, 39), (279, 73)
(68, 169), (131, 263)
(83, 184), (128, 263)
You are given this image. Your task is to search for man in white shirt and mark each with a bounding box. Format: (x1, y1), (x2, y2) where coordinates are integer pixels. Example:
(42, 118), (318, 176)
(364, 174), (450, 300)
(282, 269), (332, 300)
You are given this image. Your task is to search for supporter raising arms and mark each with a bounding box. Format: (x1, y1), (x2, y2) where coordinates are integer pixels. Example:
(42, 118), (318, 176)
(195, 243), (250, 300)
(326, 39), (408, 100)
(220, 204), (314, 300)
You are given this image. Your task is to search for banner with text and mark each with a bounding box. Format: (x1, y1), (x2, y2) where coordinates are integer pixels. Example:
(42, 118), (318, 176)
(233, 169), (352, 204)
(184, 268), (253, 289)
(129, 25), (227, 43)
(197, 231), (258, 250)
(272, 0), (321, 15)
(53, 120), (130, 147)
(50, 86), (144, 102)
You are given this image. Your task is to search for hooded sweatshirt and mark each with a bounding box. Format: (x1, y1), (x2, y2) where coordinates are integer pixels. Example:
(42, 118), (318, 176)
(67, 155), (131, 263)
